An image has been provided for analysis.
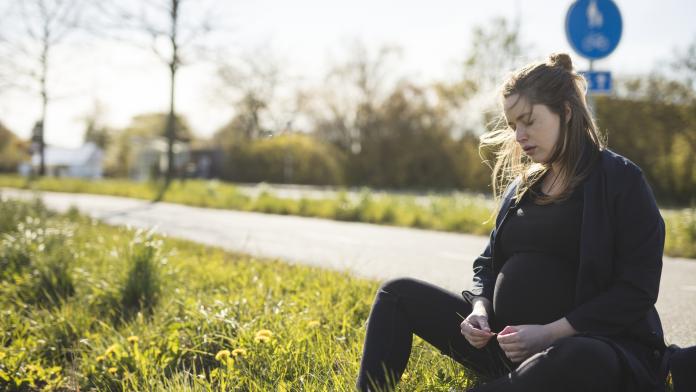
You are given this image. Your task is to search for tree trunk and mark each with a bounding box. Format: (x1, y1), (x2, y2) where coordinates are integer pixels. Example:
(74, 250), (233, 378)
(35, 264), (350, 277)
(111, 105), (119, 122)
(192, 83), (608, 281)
(165, 63), (176, 184)
(38, 18), (50, 176)
(164, 0), (179, 185)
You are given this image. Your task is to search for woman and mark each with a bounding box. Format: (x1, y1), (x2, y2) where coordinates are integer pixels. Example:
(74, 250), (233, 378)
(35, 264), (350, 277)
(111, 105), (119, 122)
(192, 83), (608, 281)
(355, 53), (667, 391)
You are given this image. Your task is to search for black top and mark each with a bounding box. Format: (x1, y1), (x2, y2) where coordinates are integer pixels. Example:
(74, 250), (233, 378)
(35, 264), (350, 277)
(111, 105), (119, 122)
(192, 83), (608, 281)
(492, 176), (584, 329)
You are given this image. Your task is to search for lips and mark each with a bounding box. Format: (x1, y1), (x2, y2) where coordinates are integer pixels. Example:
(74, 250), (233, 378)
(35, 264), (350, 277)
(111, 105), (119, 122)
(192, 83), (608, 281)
(523, 146), (536, 152)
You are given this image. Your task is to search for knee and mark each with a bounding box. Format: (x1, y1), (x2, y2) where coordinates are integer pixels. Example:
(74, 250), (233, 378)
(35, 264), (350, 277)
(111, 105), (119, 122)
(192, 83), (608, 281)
(547, 337), (620, 371)
(378, 277), (420, 297)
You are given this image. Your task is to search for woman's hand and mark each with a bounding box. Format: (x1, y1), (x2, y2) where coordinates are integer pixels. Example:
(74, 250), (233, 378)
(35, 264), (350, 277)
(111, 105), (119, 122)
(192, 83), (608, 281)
(460, 311), (495, 349)
(496, 324), (554, 363)
(497, 318), (578, 363)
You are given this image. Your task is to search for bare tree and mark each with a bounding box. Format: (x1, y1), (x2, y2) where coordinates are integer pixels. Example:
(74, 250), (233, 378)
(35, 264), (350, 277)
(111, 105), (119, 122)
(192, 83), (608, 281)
(214, 45), (311, 143)
(96, 0), (219, 185)
(309, 40), (403, 154)
(0, 0), (83, 175)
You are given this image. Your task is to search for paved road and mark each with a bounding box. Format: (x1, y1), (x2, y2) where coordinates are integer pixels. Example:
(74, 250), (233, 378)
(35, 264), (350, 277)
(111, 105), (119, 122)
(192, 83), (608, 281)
(2, 188), (694, 347)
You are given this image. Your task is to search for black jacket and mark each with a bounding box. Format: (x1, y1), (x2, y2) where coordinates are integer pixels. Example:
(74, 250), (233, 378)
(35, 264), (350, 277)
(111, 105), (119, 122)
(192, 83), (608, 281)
(462, 148), (666, 390)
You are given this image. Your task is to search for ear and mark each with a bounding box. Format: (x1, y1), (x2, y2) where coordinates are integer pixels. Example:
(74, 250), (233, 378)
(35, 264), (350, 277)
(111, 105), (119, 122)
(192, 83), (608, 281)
(564, 102), (572, 125)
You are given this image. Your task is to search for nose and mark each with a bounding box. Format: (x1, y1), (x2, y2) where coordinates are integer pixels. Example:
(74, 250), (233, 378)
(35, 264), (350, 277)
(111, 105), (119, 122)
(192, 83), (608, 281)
(515, 126), (528, 144)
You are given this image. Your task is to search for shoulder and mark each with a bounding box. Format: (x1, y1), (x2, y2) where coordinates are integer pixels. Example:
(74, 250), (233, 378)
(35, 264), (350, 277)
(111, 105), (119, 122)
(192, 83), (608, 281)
(598, 148), (644, 184)
(599, 149), (661, 217)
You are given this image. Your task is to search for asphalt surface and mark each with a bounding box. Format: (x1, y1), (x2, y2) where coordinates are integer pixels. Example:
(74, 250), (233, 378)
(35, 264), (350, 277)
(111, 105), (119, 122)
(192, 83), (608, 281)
(2, 188), (695, 347)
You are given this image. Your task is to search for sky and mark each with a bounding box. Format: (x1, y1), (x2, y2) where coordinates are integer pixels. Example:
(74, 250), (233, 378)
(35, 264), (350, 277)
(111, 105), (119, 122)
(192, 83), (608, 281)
(0, 0), (695, 148)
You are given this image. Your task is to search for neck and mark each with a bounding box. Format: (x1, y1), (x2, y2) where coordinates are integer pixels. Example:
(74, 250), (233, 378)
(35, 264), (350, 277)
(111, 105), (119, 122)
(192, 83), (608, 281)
(542, 164), (564, 195)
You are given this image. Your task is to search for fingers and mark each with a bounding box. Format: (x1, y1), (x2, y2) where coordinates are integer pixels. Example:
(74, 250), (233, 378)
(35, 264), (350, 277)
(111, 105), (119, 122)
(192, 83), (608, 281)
(478, 317), (491, 333)
(497, 332), (525, 357)
(498, 341), (523, 353)
(498, 339), (524, 362)
(466, 333), (493, 349)
(498, 325), (518, 336)
(460, 320), (494, 349)
(460, 320), (492, 337)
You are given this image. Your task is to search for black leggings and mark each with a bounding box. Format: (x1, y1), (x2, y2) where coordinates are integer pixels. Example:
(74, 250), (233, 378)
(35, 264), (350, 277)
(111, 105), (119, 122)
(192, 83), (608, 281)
(356, 277), (623, 391)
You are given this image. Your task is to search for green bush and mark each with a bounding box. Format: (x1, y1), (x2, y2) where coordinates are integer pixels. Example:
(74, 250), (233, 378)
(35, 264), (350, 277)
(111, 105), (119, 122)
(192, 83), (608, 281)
(120, 231), (163, 319)
(223, 134), (346, 185)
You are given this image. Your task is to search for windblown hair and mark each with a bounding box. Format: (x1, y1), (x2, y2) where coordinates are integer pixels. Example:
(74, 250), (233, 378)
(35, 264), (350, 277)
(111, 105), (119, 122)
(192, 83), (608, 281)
(480, 52), (607, 209)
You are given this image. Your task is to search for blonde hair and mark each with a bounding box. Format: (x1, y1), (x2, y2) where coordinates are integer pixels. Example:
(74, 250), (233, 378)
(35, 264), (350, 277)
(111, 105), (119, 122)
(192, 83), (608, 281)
(480, 53), (607, 213)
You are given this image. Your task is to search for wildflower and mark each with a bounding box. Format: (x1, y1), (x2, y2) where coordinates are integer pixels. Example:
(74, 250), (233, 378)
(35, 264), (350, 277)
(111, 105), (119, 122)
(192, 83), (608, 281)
(127, 335), (139, 344)
(107, 367), (117, 374)
(254, 329), (273, 343)
(307, 320), (321, 328)
(0, 352), (5, 361)
(96, 355), (106, 362)
(104, 344), (120, 358)
(254, 335), (271, 343)
(232, 348), (247, 357)
(215, 350), (230, 361)
(214, 350), (234, 368)
(402, 372), (410, 381)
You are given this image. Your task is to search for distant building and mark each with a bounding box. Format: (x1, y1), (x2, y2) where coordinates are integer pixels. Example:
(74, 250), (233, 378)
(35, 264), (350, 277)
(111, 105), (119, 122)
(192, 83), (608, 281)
(187, 148), (225, 179)
(27, 142), (104, 178)
(128, 136), (190, 181)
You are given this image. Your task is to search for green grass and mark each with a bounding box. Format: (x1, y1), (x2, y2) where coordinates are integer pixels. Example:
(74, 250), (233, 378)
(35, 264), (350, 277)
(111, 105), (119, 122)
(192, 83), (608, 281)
(0, 175), (496, 235)
(0, 197), (482, 391)
(1, 174), (695, 259)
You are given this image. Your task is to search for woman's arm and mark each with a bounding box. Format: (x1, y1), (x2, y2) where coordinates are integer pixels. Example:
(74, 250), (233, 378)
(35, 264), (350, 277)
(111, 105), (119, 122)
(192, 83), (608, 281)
(564, 169), (664, 335)
(461, 177), (522, 307)
(545, 317), (578, 341)
(461, 229), (496, 305)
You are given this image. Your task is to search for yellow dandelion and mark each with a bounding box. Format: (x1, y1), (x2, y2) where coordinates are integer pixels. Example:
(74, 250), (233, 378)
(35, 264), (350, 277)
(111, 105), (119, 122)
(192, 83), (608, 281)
(127, 335), (139, 344)
(107, 367), (118, 374)
(104, 344), (120, 357)
(402, 372), (410, 381)
(254, 335), (271, 343)
(254, 329), (274, 343)
(96, 355), (106, 362)
(232, 348), (247, 357)
(215, 349), (231, 362)
(307, 320), (321, 328)
(0, 352), (5, 360)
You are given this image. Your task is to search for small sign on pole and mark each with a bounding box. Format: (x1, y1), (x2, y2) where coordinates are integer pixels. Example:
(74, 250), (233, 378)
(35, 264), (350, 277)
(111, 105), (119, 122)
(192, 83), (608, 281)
(580, 70), (612, 94)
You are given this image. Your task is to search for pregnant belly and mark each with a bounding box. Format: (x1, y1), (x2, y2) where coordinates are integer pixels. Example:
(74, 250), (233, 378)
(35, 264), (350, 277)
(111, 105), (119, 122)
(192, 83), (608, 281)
(493, 252), (577, 328)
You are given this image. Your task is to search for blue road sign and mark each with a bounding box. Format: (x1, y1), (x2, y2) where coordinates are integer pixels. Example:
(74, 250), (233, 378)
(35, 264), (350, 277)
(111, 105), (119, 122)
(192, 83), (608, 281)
(580, 70), (612, 94)
(566, 0), (622, 60)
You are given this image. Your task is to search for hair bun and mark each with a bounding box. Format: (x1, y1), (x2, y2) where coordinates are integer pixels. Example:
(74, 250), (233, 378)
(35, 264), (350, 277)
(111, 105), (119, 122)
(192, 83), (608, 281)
(548, 53), (573, 72)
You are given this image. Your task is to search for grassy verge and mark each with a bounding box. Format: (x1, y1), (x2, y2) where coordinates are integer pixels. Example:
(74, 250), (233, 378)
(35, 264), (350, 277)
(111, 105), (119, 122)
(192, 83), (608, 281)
(0, 197), (481, 391)
(1, 175), (695, 259)
(0, 175), (496, 235)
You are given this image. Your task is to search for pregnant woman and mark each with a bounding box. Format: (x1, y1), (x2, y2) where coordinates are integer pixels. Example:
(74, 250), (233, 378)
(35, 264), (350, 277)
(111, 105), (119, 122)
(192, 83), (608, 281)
(355, 53), (669, 391)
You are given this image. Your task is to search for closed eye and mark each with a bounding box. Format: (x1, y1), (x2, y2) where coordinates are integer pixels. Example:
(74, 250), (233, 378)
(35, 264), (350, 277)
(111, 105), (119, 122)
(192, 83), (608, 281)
(508, 120), (533, 131)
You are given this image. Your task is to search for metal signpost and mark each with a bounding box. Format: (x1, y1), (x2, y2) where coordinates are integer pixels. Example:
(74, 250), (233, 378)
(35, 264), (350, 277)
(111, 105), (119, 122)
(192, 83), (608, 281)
(565, 0), (623, 110)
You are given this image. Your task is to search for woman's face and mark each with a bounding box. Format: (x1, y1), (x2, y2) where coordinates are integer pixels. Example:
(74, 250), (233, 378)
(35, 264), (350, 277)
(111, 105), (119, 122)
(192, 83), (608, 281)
(503, 94), (562, 164)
